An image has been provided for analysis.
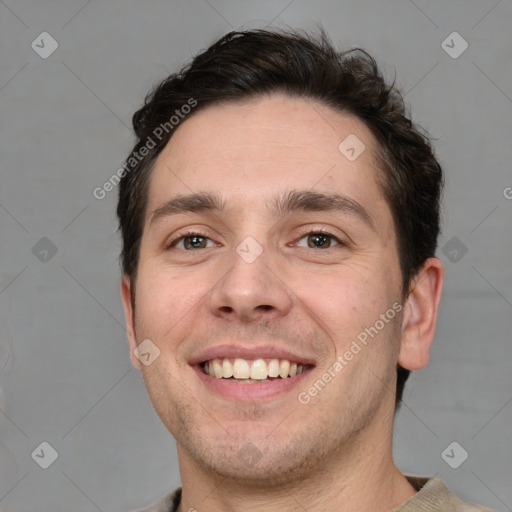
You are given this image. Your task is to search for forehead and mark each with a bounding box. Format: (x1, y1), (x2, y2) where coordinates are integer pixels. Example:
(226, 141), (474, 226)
(146, 94), (390, 224)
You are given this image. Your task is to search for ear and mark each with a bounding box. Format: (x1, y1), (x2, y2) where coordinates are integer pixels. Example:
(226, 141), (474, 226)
(398, 258), (444, 371)
(121, 275), (141, 370)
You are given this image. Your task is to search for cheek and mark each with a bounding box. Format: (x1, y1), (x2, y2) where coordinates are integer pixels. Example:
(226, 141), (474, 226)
(293, 265), (382, 332)
(134, 265), (211, 341)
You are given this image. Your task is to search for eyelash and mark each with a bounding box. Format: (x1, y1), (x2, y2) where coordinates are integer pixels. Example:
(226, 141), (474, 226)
(166, 228), (345, 251)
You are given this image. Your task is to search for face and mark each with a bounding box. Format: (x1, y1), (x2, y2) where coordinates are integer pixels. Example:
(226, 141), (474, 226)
(122, 95), (408, 485)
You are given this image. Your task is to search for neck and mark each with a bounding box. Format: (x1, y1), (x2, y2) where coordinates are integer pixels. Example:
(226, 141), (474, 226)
(176, 413), (416, 512)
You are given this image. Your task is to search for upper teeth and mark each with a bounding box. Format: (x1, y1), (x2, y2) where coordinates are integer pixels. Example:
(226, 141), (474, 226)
(202, 358), (305, 380)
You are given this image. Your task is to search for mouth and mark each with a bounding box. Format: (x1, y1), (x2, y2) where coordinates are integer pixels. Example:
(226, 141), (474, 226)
(200, 357), (312, 382)
(193, 357), (315, 400)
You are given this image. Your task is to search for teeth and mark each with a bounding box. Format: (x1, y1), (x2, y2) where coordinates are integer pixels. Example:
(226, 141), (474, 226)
(203, 357), (306, 380)
(213, 359), (223, 378)
(233, 358), (250, 379)
(250, 359), (268, 380)
(279, 360), (290, 379)
(268, 359), (280, 377)
(221, 359), (233, 378)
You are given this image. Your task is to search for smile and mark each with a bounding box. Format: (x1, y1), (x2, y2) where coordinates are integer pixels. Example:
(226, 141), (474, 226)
(195, 357), (315, 401)
(201, 357), (312, 382)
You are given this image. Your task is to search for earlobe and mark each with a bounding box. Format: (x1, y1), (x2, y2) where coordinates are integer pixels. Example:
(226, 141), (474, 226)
(398, 258), (444, 371)
(121, 275), (141, 370)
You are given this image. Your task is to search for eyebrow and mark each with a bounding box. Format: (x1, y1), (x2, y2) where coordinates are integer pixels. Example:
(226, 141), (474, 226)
(149, 189), (374, 230)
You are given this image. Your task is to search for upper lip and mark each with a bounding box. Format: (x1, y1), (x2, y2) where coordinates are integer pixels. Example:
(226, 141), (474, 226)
(189, 344), (317, 366)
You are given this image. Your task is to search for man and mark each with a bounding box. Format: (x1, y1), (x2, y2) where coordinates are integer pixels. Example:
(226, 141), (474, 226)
(117, 28), (491, 511)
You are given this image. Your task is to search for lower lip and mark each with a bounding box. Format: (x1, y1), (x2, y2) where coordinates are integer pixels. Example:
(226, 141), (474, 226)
(192, 364), (313, 401)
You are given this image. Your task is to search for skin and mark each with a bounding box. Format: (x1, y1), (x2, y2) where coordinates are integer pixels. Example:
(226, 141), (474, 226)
(121, 94), (444, 512)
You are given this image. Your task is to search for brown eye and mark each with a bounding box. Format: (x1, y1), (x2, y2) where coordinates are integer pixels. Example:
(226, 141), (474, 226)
(183, 235), (208, 250)
(296, 231), (341, 249)
(169, 233), (215, 250)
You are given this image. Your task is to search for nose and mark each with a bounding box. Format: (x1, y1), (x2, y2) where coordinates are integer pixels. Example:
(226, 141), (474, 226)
(208, 241), (293, 323)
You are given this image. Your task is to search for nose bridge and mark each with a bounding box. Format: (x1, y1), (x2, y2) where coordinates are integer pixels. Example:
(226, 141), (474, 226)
(208, 232), (293, 322)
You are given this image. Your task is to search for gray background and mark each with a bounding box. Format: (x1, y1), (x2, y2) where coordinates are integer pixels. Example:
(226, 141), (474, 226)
(1, 1), (511, 511)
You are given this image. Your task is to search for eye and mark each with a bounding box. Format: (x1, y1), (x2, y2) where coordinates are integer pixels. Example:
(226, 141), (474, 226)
(167, 231), (216, 250)
(167, 229), (344, 251)
(295, 230), (342, 249)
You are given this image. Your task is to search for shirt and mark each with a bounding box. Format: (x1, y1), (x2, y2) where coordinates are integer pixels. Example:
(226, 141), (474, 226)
(135, 476), (493, 511)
